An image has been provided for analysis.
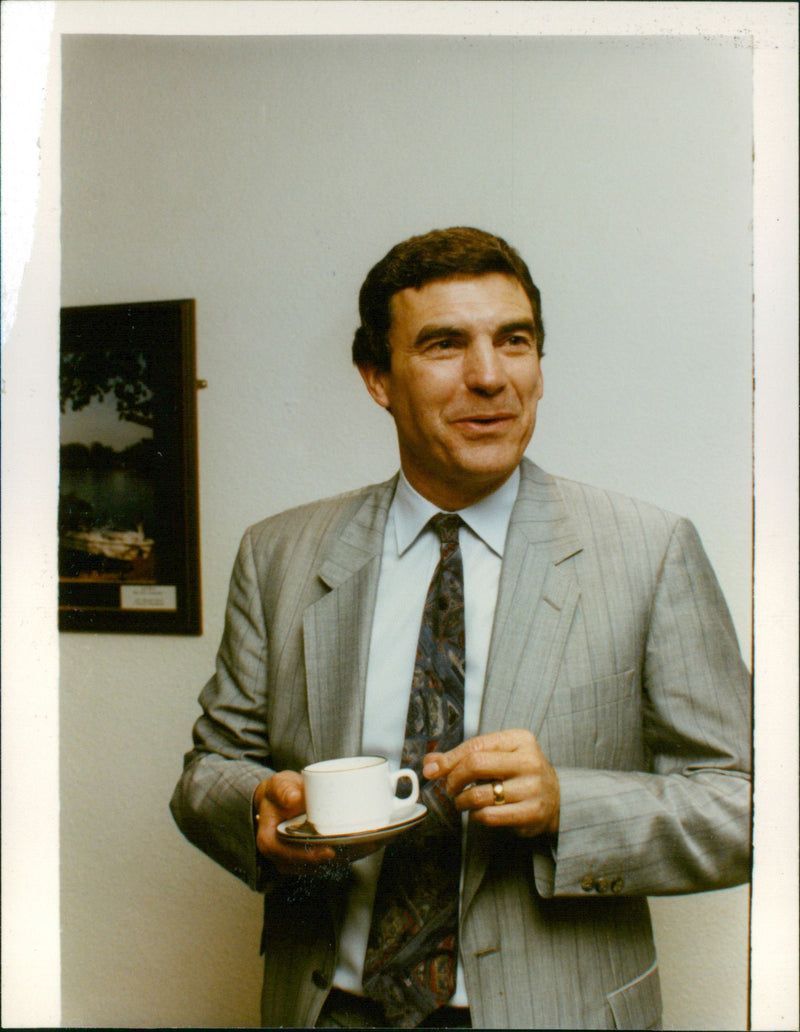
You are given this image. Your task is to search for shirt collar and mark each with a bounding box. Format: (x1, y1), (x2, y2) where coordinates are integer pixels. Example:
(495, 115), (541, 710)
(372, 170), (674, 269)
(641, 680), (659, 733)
(391, 466), (520, 558)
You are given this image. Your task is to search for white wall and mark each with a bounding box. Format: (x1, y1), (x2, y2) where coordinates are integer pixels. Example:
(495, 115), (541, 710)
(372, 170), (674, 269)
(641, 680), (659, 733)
(57, 32), (752, 1029)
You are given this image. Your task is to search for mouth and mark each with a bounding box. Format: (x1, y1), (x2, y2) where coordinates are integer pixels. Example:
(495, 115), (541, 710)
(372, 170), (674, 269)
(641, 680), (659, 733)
(451, 414), (518, 438)
(454, 413), (515, 427)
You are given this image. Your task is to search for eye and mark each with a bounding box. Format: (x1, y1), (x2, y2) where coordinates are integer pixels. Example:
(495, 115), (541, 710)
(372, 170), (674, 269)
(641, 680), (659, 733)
(428, 337), (459, 353)
(503, 334), (534, 350)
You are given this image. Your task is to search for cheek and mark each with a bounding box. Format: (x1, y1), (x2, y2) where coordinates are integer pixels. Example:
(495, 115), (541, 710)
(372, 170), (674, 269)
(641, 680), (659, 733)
(406, 374), (455, 419)
(515, 377), (541, 412)
(528, 369), (544, 404)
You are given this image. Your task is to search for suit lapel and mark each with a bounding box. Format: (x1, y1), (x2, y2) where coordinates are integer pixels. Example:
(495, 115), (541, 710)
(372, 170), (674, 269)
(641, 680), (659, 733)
(302, 478), (396, 761)
(464, 460), (582, 916)
(481, 460), (582, 736)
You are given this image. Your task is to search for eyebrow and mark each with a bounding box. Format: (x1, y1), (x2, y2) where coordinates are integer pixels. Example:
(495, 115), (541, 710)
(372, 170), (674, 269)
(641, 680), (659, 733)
(413, 324), (467, 347)
(496, 320), (538, 339)
(413, 319), (538, 348)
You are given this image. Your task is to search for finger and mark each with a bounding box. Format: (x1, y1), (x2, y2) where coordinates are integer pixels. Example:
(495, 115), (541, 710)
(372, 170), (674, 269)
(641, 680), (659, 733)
(274, 849), (341, 876)
(423, 729), (536, 780)
(470, 799), (545, 836)
(256, 811), (336, 866)
(273, 840), (338, 869)
(470, 796), (556, 837)
(255, 772), (318, 862)
(441, 739), (545, 797)
(263, 770), (305, 813)
(459, 768), (560, 837)
(452, 774), (522, 813)
(444, 751), (538, 796)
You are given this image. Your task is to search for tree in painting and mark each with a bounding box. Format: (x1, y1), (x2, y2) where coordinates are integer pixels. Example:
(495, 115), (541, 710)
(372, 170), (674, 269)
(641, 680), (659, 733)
(60, 342), (153, 429)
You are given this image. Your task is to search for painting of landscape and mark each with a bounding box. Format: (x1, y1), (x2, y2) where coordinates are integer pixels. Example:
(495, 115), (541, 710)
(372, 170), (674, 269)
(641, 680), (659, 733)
(60, 349), (157, 583)
(59, 300), (201, 633)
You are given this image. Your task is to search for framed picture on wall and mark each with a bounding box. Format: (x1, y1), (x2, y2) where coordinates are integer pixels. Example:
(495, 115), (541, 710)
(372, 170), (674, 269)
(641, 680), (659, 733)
(59, 299), (202, 634)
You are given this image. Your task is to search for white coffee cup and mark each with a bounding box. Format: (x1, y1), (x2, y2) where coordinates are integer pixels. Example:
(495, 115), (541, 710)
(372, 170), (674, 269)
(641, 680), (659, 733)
(302, 756), (420, 836)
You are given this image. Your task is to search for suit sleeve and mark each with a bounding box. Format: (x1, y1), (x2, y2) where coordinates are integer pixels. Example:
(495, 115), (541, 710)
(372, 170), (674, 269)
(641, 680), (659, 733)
(534, 516), (752, 899)
(170, 528), (277, 892)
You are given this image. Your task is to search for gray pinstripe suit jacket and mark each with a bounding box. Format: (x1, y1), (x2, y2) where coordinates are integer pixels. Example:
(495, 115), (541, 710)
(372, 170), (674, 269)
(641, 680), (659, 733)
(170, 459), (751, 1029)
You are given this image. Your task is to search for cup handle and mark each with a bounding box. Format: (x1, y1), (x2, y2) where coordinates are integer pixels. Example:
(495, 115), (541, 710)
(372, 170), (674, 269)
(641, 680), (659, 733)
(390, 768), (420, 819)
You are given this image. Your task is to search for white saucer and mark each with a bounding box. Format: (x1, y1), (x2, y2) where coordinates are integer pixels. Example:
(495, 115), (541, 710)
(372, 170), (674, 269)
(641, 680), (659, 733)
(277, 803), (427, 846)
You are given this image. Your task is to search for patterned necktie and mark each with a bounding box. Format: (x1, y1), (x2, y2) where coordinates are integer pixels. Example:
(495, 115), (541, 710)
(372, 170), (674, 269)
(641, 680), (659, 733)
(363, 513), (466, 1028)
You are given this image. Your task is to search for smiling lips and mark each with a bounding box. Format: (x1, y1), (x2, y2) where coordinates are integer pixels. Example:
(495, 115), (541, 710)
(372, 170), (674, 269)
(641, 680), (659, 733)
(453, 412), (517, 429)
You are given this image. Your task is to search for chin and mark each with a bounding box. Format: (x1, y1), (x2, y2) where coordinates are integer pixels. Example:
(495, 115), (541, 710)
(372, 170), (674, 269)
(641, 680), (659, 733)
(451, 462), (518, 495)
(456, 449), (522, 480)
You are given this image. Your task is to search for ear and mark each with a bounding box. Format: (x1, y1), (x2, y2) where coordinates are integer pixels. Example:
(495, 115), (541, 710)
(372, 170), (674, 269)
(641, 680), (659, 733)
(358, 363), (392, 411)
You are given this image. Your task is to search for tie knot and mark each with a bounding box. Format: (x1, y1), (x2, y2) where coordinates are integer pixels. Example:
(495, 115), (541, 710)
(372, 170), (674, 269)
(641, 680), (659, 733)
(430, 512), (462, 546)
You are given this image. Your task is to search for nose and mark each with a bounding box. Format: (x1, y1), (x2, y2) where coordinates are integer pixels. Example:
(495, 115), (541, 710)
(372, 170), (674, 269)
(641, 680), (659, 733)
(463, 338), (506, 395)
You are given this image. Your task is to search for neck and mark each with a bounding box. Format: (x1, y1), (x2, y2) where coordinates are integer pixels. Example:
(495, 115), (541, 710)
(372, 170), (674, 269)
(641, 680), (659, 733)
(400, 466), (518, 512)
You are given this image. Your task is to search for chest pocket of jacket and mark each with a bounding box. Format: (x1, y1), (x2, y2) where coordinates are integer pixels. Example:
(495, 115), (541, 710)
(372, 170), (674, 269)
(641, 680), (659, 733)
(550, 668), (636, 715)
(545, 669), (640, 769)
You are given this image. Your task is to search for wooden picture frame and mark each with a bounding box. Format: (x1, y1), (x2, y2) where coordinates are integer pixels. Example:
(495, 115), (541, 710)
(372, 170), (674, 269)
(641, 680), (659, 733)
(59, 299), (202, 634)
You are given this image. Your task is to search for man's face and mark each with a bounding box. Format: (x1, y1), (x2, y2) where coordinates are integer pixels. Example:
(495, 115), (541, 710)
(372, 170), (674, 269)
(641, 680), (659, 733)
(360, 273), (544, 510)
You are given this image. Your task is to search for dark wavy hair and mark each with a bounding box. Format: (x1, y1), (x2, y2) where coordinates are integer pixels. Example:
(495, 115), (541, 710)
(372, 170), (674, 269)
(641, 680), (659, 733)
(352, 226), (544, 371)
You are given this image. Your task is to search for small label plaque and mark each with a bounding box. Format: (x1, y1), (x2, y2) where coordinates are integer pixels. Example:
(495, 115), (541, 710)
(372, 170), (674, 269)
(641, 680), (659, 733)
(120, 585), (178, 611)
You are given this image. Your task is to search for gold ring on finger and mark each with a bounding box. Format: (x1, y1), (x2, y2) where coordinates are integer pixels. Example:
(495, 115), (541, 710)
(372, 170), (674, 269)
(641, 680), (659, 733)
(491, 779), (506, 806)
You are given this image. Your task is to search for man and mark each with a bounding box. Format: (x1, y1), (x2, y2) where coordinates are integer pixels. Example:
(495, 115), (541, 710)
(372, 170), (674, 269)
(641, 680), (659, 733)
(171, 227), (751, 1029)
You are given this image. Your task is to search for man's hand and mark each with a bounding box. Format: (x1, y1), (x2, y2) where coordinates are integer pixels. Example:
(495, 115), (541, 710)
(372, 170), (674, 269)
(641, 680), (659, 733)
(253, 770), (338, 875)
(422, 729), (560, 837)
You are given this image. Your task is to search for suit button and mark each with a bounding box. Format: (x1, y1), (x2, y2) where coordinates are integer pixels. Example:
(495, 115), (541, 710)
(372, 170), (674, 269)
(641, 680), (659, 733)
(580, 875), (594, 892)
(312, 970), (330, 990)
(611, 877), (624, 894)
(595, 877), (610, 894)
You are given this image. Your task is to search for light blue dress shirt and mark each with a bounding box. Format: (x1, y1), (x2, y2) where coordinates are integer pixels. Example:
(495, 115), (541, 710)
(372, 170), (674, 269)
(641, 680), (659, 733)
(333, 467), (520, 1005)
